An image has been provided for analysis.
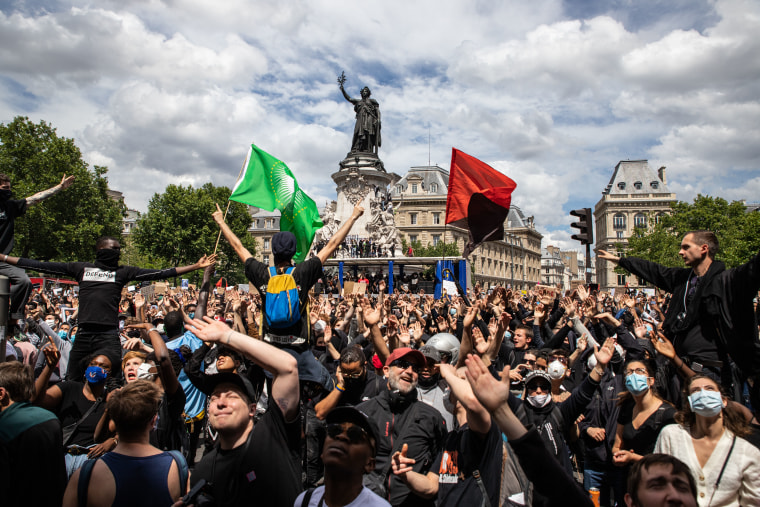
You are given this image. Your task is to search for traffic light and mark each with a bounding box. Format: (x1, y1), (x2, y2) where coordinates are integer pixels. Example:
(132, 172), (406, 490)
(570, 208), (593, 245)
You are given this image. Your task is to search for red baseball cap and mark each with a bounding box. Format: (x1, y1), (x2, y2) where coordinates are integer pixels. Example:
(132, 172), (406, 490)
(384, 347), (426, 368)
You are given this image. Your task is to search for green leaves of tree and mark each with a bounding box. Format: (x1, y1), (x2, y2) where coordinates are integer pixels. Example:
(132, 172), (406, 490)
(0, 117), (124, 261)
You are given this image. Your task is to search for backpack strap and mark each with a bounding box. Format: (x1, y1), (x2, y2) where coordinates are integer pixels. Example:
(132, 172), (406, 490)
(301, 487), (316, 507)
(167, 450), (189, 490)
(77, 458), (98, 507)
(286, 266), (295, 275)
(269, 266), (277, 277)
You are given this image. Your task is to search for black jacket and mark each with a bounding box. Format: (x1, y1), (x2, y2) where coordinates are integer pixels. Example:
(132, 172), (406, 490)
(358, 389), (447, 507)
(619, 254), (760, 377)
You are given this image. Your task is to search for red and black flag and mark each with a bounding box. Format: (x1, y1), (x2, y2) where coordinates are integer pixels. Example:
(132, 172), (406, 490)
(446, 148), (517, 258)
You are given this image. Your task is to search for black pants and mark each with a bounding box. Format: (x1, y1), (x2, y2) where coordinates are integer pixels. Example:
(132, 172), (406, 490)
(66, 328), (121, 381)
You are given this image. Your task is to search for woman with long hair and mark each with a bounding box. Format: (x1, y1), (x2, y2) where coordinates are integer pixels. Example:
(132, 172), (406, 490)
(654, 375), (760, 506)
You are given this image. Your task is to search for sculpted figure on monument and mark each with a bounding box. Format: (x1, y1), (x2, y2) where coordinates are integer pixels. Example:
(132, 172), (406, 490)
(338, 72), (381, 154)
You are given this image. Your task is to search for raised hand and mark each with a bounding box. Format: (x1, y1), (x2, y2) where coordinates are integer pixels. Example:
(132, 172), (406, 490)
(465, 355), (511, 413)
(391, 443), (416, 477)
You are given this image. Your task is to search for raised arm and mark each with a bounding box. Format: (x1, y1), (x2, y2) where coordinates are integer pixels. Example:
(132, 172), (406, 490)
(316, 204), (364, 264)
(212, 203), (253, 263)
(185, 317), (299, 420)
(174, 254), (218, 277)
(25, 174), (75, 206)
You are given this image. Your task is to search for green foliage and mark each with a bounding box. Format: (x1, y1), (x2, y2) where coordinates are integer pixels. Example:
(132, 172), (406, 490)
(402, 238), (460, 258)
(0, 116), (125, 260)
(620, 195), (760, 270)
(133, 183), (256, 285)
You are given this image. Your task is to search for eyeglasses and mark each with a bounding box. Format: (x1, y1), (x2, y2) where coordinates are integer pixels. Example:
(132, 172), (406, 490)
(389, 359), (420, 373)
(341, 370), (365, 379)
(525, 359), (536, 365)
(625, 368), (648, 377)
(549, 356), (568, 364)
(326, 422), (373, 448)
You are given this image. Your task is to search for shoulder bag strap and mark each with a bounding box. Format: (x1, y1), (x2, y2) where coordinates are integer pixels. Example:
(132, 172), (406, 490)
(168, 450), (189, 491)
(64, 397), (103, 448)
(300, 487), (316, 507)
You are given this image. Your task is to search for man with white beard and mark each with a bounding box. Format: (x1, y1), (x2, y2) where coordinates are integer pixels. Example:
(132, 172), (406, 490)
(358, 348), (447, 507)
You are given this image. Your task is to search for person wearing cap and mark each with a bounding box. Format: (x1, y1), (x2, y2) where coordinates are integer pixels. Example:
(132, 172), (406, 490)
(416, 344), (455, 429)
(509, 337), (617, 507)
(212, 203), (364, 382)
(295, 406), (391, 507)
(357, 347), (447, 507)
(186, 316), (302, 507)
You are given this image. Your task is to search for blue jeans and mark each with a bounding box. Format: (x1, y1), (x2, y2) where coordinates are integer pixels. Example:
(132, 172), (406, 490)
(583, 463), (614, 507)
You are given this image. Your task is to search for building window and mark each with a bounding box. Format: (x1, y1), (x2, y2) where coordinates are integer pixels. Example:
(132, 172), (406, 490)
(634, 181), (642, 190)
(432, 212), (441, 225)
(617, 274), (626, 286)
(409, 234), (418, 243)
(617, 231), (624, 239)
(265, 219), (271, 229)
(634, 213), (647, 228)
(655, 213), (664, 224)
(412, 184), (418, 194)
(396, 185), (402, 194)
(263, 255), (269, 265)
(613, 213), (626, 229)
(430, 183), (437, 193)
(617, 182), (626, 190)
(410, 213), (417, 225)
(432, 235), (441, 246)
(650, 181), (659, 189)
(264, 238), (270, 250)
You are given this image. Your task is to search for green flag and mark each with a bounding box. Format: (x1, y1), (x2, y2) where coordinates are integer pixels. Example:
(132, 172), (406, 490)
(230, 144), (323, 262)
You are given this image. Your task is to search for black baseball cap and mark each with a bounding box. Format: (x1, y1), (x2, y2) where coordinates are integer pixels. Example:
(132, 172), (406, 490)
(326, 406), (379, 456)
(207, 372), (257, 403)
(272, 231), (297, 259)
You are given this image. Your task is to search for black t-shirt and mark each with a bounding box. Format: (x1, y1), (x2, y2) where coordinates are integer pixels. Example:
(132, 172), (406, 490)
(244, 257), (322, 346)
(15, 259), (177, 327)
(56, 381), (107, 447)
(617, 401), (676, 456)
(434, 421), (502, 507)
(191, 400), (302, 507)
(149, 387), (187, 452)
(0, 198), (27, 254)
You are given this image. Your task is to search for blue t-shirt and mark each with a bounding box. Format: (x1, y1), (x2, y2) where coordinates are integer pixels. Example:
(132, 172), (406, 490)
(166, 331), (206, 420)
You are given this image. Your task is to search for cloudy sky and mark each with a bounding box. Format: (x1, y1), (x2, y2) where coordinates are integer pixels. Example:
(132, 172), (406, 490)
(1, 0), (759, 250)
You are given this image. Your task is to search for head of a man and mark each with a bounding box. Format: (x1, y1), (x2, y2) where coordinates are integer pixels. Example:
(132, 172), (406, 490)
(163, 311), (184, 339)
(339, 346), (367, 389)
(216, 346), (242, 374)
(625, 454), (697, 507)
(513, 326), (533, 350)
(0, 362), (35, 411)
(107, 380), (162, 442)
(322, 406), (377, 476)
(0, 173), (10, 192)
(95, 236), (121, 251)
(679, 231), (718, 267)
(207, 373), (257, 441)
(272, 231), (297, 265)
(384, 348), (425, 395)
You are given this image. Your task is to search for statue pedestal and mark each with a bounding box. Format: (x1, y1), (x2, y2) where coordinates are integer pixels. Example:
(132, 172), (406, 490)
(325, 152), (403, 257)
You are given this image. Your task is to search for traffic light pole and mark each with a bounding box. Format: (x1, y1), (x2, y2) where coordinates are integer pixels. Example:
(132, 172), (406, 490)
(586, 242), (592, 285)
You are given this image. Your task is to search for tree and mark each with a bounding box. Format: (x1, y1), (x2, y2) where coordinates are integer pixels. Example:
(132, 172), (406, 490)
(620, 195), (760, 270)
(133, 183), (256, 285)
(0, 116), (125, 260)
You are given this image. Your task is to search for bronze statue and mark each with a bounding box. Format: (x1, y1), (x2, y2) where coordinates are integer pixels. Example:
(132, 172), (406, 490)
(338, 72), (381, 154)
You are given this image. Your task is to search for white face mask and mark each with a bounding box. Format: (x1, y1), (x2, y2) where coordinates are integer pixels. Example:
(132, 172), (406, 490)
(156, 323), (165, 334)
(547, 360), (567, 380)
(45, 319), (56, 328)
(137, 362), (157, 380)
(527, 393), (551, 408)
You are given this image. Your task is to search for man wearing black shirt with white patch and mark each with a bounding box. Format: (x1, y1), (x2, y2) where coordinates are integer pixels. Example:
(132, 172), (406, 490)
(1, 236), (215, 380)
(0, 173), (75, 320)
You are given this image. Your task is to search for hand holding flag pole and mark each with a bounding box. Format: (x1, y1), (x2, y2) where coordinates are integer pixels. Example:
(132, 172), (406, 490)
(213, 153), (250, 255)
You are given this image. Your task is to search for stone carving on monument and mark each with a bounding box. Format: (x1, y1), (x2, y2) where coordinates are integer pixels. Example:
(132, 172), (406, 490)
(314, 72), (403, 258)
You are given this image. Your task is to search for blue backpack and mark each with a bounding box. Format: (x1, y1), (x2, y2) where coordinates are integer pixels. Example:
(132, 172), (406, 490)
(264, 266), (302, 329)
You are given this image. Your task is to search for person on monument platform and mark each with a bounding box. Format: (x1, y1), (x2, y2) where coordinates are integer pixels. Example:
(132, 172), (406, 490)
(339, 76), (381, 154)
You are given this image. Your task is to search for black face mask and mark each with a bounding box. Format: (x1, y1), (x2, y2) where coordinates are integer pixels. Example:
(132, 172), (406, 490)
(417, 372), (440, 389)
(0, 189), (12, 201)
(344, 376), (364, 390)
(95, 248), (121, 270)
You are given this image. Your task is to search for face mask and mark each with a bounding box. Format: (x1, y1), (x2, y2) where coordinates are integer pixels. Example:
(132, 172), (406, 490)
(45, 319), (56, 327)
(85, 366), (108, 384)
(70, 333), (76, 343)
(587, 354), (598, 371)
(137, 362), (157, 380)
(625, 373), (650, 395)
(0, 189), (12, 200)
(188, 312), (195, 319)
(58, 330), (68, 339)
(547, 360), (567, 380)
(504, 331), (512, 340)
(450, 308), (457, 316)
(417, 372), (441, 389)
(156, 323), (165, 334)
(95, 248), (121, 269)
(688, 390), (724, 417)
(527, 393), (551, 408)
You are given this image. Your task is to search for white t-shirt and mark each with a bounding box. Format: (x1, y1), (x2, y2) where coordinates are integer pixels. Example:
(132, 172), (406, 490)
(293, 485), (391, 507)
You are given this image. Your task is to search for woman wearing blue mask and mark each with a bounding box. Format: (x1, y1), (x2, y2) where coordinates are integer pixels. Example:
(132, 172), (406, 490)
(611, 359), (675, 505)
(655, 375), (760, 506)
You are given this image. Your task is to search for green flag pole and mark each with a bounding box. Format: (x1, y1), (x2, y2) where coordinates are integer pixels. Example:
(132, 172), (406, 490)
(214, 154), (249, 255)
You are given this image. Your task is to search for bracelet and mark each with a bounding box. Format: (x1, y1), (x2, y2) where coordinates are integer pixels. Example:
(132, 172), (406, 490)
(148, 327), (159, 334)
(335, 384), (345, 392)
(225, 330), (234, 344)
(3, 254), (7, 262)
(112, 437), (119, 445)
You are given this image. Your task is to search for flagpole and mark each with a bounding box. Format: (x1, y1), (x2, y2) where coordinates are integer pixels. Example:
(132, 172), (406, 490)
(214, 153), (249, 254)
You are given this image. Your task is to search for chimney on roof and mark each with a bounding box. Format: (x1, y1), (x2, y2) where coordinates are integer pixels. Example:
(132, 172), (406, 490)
(658, 166), (667, 184)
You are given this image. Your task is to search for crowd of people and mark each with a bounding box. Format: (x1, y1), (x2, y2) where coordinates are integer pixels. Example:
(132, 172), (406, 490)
(1, 174), (760, 507)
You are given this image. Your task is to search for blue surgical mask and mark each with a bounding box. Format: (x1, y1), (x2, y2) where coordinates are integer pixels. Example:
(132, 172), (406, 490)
(625, 373), (650, 395)
(450, 308), (457, 316)
(188, 312), (195, 319)
(58, 330), (68, 339)
(688, 389), (723, 417)
(85, 366), (108, 384)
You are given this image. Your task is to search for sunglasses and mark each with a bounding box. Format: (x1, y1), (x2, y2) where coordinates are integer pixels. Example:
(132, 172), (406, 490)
(389, 359), (421, 373)
(341, 370), (365, 379)
(326, 422), (373, 448)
